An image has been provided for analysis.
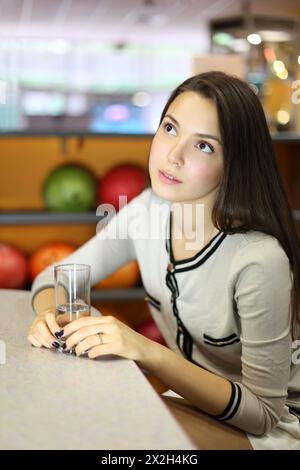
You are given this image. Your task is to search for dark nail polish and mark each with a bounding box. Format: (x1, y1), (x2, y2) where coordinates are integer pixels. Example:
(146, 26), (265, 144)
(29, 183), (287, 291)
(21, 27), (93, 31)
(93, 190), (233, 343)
(62, 343), (67, 350)
(54, 330), (64, 339)
(52, 341), (60, 349)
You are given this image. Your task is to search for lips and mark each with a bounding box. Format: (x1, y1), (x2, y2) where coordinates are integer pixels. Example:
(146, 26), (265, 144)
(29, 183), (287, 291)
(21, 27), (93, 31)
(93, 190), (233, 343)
(159, 169), (182, 183)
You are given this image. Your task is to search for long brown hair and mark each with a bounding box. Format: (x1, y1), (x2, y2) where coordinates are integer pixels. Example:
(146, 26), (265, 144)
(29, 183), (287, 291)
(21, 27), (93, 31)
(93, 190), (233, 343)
(159, 71), (300, 339)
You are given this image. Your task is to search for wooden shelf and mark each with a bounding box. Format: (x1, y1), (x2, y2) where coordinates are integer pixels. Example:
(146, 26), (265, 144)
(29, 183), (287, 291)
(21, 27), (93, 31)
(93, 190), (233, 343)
(91, 288), (145, 301)
(1, 210), (300, 225)
(0, 211), (103, 225)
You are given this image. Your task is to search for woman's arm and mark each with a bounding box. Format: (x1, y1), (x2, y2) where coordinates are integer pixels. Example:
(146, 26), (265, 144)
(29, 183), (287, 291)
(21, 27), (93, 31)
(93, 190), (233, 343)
(30, 189), (151, 312)
(64, 236), (292, 436)
(140, 340), (232, 416)
(28, 189), (151, 347)
(32, 287), (55, 316)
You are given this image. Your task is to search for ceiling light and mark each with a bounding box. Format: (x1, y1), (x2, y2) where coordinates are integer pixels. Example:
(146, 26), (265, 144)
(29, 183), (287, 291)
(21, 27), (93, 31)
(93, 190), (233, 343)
(247, 33), (262, 45)
(277, 69), (289, 80)
(277, 110), (290, 125)
(273, 60), (285, 73)
(132, 91), (151, 107)
(258, 30), (292, 42)
(212, 32), (233, 46)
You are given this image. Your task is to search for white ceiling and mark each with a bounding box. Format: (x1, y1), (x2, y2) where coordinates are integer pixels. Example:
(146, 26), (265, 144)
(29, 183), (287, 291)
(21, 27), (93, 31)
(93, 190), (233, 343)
(0, 0), (299, 47)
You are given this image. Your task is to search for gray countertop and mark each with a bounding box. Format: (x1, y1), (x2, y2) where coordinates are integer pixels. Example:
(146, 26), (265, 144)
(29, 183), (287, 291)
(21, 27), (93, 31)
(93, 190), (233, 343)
(0, 289), (195, 450)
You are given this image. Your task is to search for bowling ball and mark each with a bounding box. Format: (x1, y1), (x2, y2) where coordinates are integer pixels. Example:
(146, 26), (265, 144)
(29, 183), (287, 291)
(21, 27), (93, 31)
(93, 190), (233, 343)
(43, 164), (97, 212)
(95, 260), (140, 289)
(29, 242), (76, 280)
(98, 164), (148, 210)
(136, 319), (166, 346)
(0, 243), (28, 289)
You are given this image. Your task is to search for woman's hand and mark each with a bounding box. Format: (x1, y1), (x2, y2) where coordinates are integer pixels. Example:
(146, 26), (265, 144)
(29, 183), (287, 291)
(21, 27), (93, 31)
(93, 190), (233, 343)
(27, 310), (64, 349)
(62, 315), (154, 365)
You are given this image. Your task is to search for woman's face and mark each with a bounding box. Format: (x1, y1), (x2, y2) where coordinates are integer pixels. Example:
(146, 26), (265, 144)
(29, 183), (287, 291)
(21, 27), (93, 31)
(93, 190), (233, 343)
(149, 91), (224, 203)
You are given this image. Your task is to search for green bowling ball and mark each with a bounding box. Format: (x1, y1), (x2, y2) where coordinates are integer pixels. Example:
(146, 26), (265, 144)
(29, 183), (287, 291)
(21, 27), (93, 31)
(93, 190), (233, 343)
(43, 164), (97, 212)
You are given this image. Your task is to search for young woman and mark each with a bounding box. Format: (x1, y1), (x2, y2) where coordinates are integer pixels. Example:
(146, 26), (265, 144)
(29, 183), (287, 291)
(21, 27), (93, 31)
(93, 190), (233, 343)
(28, 71), (300, 449)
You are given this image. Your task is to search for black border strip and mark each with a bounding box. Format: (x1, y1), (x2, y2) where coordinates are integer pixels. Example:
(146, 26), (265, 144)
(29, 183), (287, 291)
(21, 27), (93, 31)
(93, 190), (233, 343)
(144, 290), (161, 310)
(213, 381), (236, 420)
(204, 338), (240, 347)
(289, 407), (300, 420)
(221, 383), (242, 422)
(175, 233), (227, 273)
(204, 333), (238, 343)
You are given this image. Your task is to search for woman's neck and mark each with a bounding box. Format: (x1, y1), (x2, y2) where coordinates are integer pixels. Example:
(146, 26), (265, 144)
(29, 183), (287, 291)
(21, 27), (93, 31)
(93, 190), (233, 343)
(170, 190), (218, 249)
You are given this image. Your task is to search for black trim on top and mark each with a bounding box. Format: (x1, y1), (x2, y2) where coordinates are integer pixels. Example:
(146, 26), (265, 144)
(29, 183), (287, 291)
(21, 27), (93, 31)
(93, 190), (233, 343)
(212, 382), (242, 422)
(203, 332), (240, 347)
(204, 333), (239, 343)
(175, 233), (227, 273)
(222, 383), (242, 422)
(213, 381), (236, 420)
(204, 338), (240, 347)
(164, 210), (228, 366)
(166, 210), (227, 273)
(289, 407), (300, 421)
(144, 289), (161, 311)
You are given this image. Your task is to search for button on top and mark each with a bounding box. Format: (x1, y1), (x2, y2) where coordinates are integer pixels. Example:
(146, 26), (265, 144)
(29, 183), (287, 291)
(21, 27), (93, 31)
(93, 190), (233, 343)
(167, 262), (174, 272)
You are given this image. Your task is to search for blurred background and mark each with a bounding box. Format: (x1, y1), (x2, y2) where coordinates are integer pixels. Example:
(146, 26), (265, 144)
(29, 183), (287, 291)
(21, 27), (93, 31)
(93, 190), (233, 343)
(0, 0), (299, 133)
(1, 0), (300, 353)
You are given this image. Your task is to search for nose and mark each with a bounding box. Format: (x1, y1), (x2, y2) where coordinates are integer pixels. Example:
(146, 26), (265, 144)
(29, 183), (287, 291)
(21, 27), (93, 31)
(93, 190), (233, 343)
(167, 142), (184, 167)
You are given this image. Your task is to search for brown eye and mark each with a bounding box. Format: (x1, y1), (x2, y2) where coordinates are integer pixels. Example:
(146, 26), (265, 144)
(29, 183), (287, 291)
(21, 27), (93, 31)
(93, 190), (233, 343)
(163, 122), (176, 135)
(198, 142), (214, 154)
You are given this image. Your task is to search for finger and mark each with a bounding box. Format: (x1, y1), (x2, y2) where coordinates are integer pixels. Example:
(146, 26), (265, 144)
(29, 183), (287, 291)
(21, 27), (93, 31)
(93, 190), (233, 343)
(88, 343), (118, 359)
(44, 311), (64, 340)
(35, 330), (61, 350)
(75, 332), (113, 357)
(66, 323), (117, 351)
(62, 315), (116, 338)
(32, 330), (52, 348)
(27, 334), (42, 348)
(33, 330), (56, 349)
(34, 320), (57, 348)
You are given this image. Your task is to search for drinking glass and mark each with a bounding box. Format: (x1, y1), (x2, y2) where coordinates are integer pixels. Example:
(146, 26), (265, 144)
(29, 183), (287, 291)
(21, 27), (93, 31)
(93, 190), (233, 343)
(54, 264), (91, 331)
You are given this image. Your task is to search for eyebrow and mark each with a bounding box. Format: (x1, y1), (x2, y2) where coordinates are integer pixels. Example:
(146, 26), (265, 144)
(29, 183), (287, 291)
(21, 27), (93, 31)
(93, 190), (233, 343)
(164, 114), (222, 145)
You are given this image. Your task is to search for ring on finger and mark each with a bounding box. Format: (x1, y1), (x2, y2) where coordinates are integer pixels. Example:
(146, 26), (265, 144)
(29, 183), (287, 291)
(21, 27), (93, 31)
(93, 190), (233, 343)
(97, 332), (104, 345)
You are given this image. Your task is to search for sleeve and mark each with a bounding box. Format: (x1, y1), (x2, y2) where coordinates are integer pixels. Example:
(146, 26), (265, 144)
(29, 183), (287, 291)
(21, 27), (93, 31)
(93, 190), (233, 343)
(31, 188), (151, 309)
(215, 237), (293, 436)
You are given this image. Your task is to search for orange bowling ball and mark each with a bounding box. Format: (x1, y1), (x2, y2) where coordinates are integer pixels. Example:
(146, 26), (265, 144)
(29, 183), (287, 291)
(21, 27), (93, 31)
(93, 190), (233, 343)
(96, 260), (140, 289)
(29, 242), (76, 281)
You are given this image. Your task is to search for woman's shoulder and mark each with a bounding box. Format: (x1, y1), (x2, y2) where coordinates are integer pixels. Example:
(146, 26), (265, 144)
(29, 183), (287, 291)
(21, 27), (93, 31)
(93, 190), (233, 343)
(229, 230), (290, 269)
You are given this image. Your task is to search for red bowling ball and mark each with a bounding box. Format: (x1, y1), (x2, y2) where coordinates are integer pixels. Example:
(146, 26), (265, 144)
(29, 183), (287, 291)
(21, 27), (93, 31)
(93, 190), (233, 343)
(136, 319), (166, 346)
(98, 164), (148, 210)
(0, 243), (28, 289)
